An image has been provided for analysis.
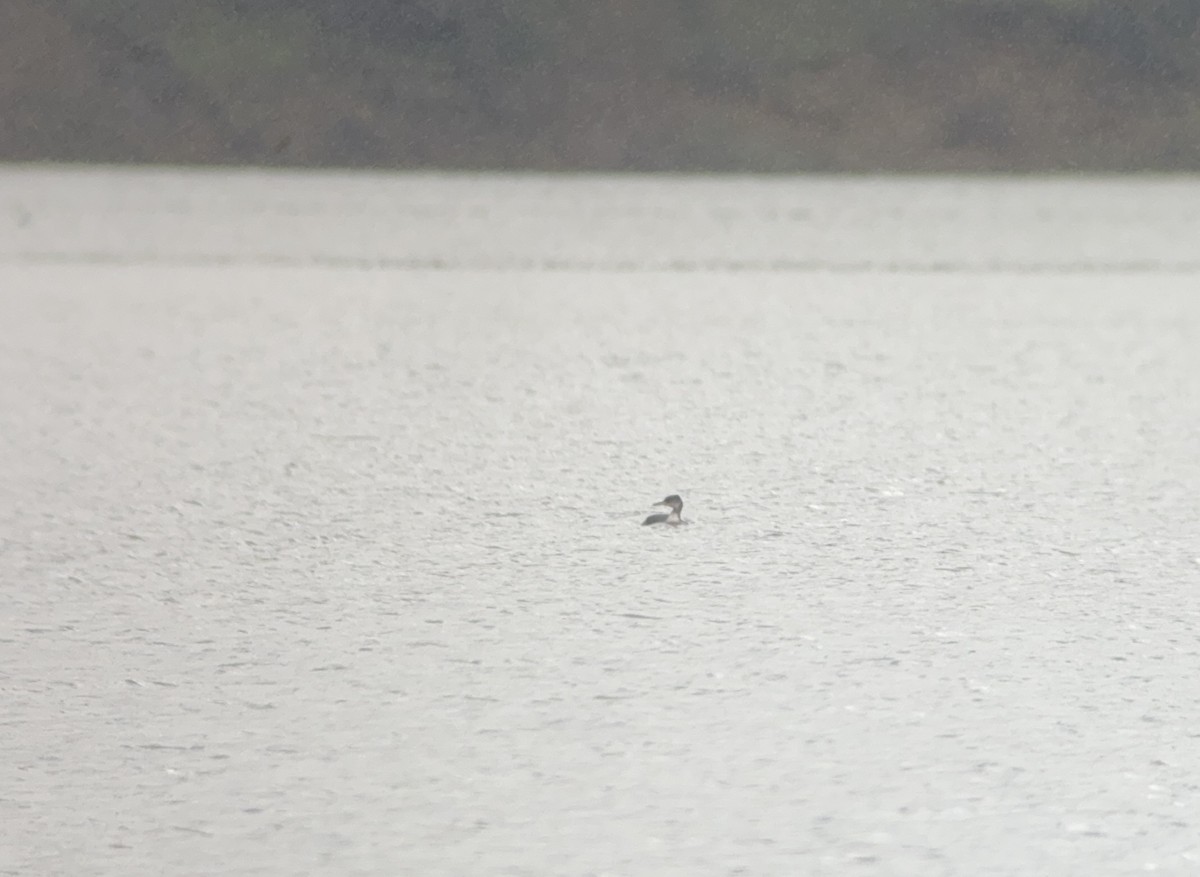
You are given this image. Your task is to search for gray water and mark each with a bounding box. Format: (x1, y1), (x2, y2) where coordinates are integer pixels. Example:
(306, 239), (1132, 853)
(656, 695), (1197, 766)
(3, 167), (1200, 876)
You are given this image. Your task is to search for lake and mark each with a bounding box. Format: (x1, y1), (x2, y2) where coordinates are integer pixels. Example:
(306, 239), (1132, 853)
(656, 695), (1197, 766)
(3, 167), (1200, 875)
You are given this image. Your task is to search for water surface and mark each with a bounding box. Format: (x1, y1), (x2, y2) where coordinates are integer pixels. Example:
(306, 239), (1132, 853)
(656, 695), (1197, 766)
(3, 168), (1200, 875)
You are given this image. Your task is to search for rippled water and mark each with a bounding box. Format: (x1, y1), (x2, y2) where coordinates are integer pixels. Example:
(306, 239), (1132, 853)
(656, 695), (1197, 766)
(3, 168), (1200, 875)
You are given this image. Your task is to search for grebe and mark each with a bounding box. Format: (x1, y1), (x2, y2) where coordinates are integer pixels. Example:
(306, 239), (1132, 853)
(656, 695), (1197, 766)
(642, 494), (685, 526)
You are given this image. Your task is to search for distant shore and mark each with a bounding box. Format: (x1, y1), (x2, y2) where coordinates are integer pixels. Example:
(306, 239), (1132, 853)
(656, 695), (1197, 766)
(5, 1), (1200, 171)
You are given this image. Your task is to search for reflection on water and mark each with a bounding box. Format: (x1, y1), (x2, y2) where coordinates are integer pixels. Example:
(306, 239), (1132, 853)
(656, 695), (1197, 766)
(3, 168), (1200, 875)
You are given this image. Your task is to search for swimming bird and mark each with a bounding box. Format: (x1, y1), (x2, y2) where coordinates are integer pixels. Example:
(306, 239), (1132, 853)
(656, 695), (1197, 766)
(643, 494), (685, 526)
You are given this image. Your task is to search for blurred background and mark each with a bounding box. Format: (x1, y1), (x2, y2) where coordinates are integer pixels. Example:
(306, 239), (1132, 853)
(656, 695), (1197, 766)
(5, 0), (1200, 172)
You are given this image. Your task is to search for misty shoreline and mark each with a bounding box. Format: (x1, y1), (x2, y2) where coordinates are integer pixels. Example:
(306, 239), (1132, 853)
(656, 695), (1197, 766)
(5, 1), (1200, 172)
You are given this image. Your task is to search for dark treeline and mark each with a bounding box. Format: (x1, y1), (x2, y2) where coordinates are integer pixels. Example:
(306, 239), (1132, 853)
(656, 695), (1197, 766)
(5, 0), (1200, 171)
